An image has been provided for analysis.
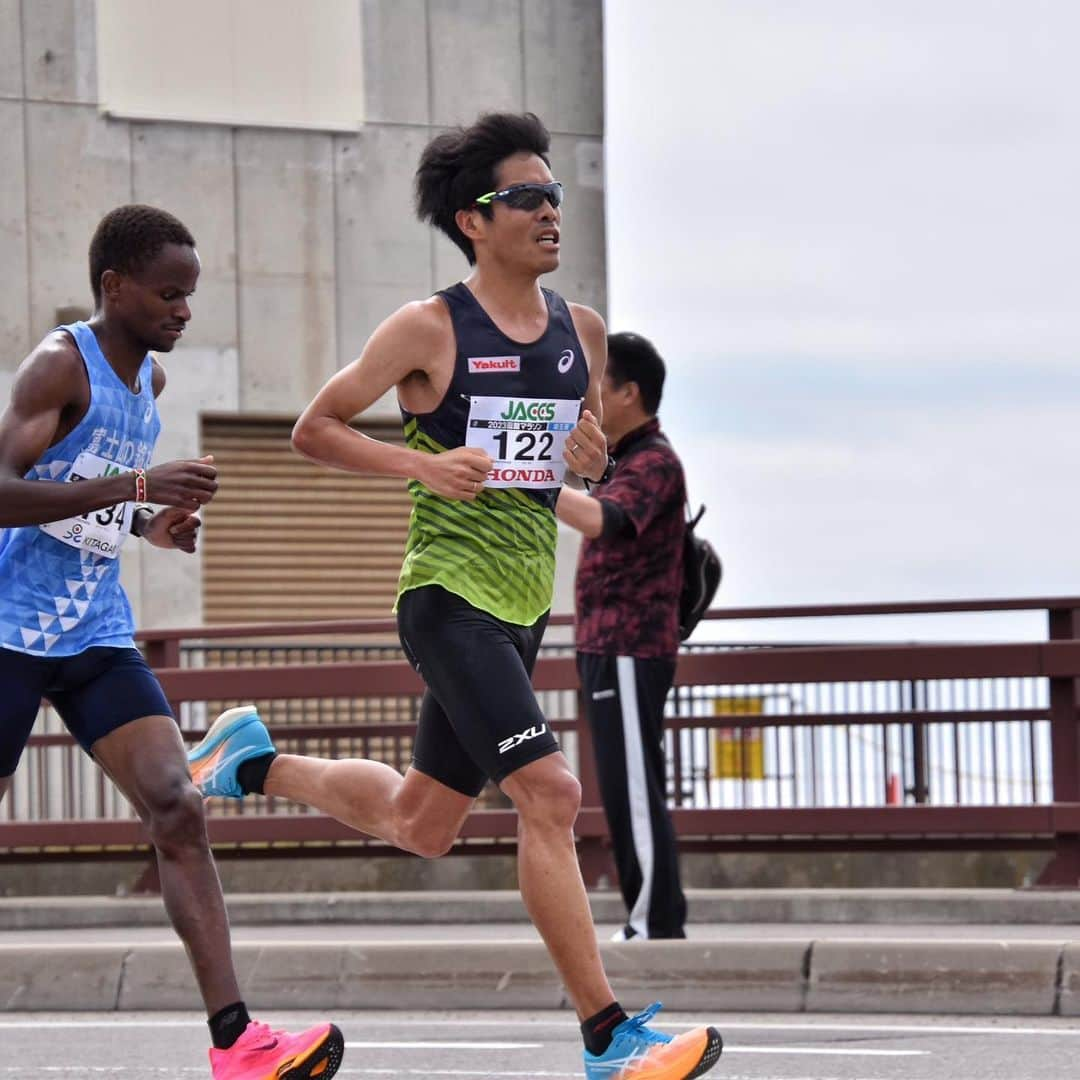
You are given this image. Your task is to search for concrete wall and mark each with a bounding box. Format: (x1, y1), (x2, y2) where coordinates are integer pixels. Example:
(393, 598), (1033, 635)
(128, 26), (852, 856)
(0, 0), (605, 627)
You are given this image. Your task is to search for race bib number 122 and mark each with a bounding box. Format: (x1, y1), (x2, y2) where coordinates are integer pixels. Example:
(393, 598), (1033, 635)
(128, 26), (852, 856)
(466, 396), (580, 490)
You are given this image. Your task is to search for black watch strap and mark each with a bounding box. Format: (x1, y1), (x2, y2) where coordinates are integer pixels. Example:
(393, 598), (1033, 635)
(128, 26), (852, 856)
(585, 455), (616, 490)
(130, 505), (154, 538)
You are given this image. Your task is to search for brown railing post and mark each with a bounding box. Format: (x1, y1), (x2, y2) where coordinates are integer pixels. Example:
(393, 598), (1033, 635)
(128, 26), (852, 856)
(1036, 605), (1080, 886)
(911, 680), (930, 804)
(574, 688), (615, 888)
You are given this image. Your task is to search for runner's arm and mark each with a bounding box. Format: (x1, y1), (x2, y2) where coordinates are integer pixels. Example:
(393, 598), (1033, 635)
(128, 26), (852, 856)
(292, 300), (491, 498)
(0, 341), (217, 527)
(564, 304), (608, 483)
(0, 342), (138, 526)
(555, 485), (604, 538)
(571, 303), (607, 422)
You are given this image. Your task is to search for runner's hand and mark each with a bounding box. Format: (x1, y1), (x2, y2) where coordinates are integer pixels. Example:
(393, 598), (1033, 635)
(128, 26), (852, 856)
(564, 410), (607, 481)
(145, 455), (218, 509)
(143, 507), (202, 553)
(418, 447), (492, 501)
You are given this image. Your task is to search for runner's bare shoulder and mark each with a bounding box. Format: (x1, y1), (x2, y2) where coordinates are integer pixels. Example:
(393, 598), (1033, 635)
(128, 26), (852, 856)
(8, 329), (88, 413)
(566, 304), (607, 370)
(151, 356), (166, 397)
(567, 302), (606, 334)
(367, 296), (455, 380)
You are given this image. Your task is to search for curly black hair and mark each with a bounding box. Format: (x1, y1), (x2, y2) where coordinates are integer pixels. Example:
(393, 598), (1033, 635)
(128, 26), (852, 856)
(415, 112), (551, 265)
(88, 204), (195, 304)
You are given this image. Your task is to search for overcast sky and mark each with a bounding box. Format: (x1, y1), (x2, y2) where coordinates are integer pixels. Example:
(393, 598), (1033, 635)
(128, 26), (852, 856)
(604, 0), (1080, 641)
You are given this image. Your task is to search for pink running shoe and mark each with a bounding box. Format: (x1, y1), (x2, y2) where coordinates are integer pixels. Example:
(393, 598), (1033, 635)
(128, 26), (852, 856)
(209, 1020), (344, 1079)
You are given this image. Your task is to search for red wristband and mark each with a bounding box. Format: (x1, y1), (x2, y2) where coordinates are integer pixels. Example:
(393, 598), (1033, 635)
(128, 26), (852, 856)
(133, 468), (147, 503)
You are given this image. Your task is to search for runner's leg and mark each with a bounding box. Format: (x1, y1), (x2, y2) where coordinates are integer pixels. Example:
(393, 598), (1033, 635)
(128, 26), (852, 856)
(396, 588), (617, 1018)
(265, 756), (475, 858)
(93, 713), (242, 1013)
(75, 649), (343, 1073)
(500, 754), (616, 1017)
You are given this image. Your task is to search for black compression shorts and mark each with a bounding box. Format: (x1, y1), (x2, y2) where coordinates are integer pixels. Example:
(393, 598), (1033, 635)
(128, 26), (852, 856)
(397, 585), (559, 797)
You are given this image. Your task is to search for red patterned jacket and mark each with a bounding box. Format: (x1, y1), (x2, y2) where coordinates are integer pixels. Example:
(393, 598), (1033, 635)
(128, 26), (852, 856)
(574, 418), (686, 660)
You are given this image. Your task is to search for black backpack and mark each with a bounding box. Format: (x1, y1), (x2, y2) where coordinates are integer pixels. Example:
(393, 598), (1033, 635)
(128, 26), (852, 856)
(679, 503), (722, 640)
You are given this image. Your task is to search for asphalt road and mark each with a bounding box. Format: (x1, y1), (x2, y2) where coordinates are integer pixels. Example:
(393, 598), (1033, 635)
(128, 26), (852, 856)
(1, 1010), (1078, 1078)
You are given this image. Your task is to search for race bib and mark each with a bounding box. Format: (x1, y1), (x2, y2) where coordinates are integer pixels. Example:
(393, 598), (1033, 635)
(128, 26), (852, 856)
(39, 450), (132, 559)
(466, 396), (580, 490)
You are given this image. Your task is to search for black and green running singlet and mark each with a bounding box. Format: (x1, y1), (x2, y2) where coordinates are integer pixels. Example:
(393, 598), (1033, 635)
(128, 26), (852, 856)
(396, 283), (590, 625)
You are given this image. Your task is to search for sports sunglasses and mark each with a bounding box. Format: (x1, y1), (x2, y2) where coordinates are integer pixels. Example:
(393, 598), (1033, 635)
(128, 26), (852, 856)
(474, 181), (564, 211)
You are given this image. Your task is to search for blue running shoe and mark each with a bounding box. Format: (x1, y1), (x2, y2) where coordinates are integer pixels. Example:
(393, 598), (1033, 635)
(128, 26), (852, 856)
(584, 1002), (722, 1079)
(187, 705), (275, 798)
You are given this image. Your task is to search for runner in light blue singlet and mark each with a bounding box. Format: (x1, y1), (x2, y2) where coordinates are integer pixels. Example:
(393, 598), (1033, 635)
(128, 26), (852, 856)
(0, 321), (159, 657)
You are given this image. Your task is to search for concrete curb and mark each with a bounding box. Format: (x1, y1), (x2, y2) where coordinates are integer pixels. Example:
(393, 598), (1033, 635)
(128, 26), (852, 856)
(3, 888), (1080, 931)
(3, 936), (1079, 1014)
(807, 940), (1062, 1015)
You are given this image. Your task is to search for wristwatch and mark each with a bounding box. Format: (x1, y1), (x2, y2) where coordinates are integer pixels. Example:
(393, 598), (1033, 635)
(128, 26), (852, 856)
(130, 505), (154, 538)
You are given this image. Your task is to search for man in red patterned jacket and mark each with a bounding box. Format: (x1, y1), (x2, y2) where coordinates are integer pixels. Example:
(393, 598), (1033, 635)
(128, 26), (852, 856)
(556, 331), (688, 940)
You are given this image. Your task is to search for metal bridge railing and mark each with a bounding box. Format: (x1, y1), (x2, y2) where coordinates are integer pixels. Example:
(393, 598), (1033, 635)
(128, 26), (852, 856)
(6, 596), (1080, 886)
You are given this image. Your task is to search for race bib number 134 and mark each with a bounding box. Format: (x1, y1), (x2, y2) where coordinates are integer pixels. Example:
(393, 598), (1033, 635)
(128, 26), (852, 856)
(466, 396), (580, 490)
(39, 450), (131, 559)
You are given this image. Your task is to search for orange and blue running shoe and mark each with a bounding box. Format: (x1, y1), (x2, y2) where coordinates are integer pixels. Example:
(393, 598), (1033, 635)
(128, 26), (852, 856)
(187, 705), (274, 799)
(583, 1003), (722, 1079)
(209, 1019), (344, 1079)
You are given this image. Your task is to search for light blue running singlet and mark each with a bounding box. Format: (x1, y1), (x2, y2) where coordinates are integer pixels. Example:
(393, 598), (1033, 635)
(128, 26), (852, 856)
(0, 322), (160, 657)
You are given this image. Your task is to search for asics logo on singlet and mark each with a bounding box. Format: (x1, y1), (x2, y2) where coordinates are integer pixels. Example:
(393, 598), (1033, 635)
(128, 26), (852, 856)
(498, 723), (548, 755)
(468, 356), (521, 373)
(500, 400), (556, 421)
(558, 349), (575, 373)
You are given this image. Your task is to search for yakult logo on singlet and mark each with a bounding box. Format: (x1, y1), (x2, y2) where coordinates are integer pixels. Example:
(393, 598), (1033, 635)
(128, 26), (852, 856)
(468, 356), (521, 373)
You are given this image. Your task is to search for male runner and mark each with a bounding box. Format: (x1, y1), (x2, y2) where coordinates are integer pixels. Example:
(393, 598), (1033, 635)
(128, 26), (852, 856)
(0, 205), (343, 1080)
(188, 115), (722, 1080)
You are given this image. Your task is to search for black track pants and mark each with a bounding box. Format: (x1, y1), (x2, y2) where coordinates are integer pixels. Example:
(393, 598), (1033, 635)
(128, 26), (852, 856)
(577, 651), (687, 938)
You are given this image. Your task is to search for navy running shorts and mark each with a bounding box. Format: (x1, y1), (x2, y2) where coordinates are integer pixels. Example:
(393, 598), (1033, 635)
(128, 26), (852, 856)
(0, 645), (173, 777)
(397, 585), (559, 796)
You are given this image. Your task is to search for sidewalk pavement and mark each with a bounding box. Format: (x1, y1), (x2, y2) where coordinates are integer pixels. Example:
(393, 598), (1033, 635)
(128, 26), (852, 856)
(3, 889), (1080, 1016)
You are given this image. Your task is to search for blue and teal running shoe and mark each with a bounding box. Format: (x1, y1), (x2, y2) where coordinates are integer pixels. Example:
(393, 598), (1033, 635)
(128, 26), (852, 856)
(187, 705), (274, 798)
(583, 1002), (722, 1079)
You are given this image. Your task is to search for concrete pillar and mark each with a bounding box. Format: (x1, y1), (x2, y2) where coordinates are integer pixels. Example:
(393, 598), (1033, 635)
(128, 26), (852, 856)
(131, 122), (238, 352)
(360, 0), (430, 126)
(0, 0), (23, 99)
(0, 101), (30, 364)
(22, 0), (98, 105)
(548, 133), (607, 318)
(235, 129), (337, 412)
(334, 125), (434, 372)
(25, 103), (131, 338)
(428, 0), (524, 125)
(524, 0), (604, 136)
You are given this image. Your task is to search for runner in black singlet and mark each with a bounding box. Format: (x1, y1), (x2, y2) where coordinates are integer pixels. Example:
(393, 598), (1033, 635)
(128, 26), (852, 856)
(188, 114), (721, 1080)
